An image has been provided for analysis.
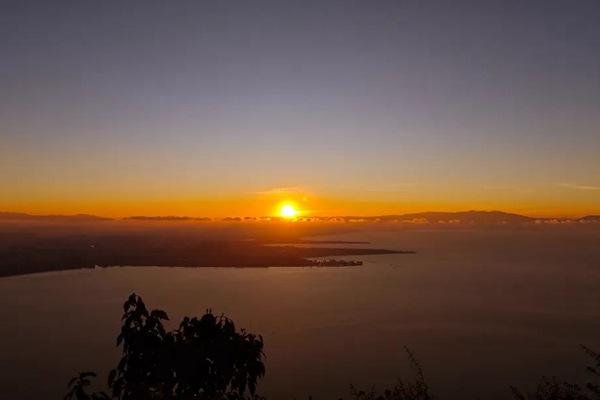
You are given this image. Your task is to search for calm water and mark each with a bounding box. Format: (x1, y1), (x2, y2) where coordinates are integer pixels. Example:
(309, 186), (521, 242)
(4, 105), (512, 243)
(1, 228), (600, 399)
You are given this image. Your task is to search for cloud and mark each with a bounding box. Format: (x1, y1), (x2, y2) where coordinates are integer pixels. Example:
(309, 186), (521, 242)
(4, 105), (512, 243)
(556, 183), (600, 191)
(254, 187), (305, 195)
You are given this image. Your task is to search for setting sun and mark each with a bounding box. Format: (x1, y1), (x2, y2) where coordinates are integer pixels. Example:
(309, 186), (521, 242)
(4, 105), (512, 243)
(279, 204), (298, 219)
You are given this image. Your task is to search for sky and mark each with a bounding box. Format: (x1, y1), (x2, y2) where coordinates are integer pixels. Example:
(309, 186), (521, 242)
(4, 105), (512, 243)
(1, 0), (599, 217)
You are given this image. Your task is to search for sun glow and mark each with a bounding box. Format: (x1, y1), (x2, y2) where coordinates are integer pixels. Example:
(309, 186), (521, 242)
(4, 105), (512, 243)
(279, 203), (298, 219)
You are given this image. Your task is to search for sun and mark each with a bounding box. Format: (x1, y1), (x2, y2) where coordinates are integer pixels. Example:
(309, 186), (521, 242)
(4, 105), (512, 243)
(279, 203), (298, 219)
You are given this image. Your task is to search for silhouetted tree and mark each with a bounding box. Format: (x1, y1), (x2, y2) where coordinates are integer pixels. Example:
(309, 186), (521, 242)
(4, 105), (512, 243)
(69, 293), (265, 400)
(65, 372), (110, 400)
(511, 377), (588, 400)
(582, 346), (600, 399)
(348, 347), (432, 400)
(67, 293), (600, 400)
(511, 346), (600, 400)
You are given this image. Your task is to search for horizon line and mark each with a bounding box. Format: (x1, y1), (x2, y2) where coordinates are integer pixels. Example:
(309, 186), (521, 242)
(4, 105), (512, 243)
(1, 209), (599, 222)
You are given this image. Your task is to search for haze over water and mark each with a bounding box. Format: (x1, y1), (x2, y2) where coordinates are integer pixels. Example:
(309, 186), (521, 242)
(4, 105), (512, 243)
(2, 228), (599, 399)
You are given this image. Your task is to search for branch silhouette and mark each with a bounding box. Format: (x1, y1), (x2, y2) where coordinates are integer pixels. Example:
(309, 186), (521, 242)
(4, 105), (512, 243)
(69, 293), (265, 400)
(67, 294), (600, 400)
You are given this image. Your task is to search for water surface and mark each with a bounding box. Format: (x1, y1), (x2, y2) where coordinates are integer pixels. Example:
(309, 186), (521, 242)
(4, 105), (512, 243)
(1, 228), (599, 399)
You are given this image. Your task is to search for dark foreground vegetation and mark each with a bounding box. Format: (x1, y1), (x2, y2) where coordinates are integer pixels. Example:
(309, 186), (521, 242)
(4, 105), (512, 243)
(68, 294), (600, 400)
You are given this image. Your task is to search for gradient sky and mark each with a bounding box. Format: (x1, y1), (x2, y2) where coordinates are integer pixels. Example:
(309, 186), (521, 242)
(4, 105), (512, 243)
(1, 0), (599, 217)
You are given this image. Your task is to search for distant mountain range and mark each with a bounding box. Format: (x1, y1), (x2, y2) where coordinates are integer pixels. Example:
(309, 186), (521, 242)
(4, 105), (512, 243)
(0, 210), (598, 225)
(0, 212), (111, 222)
(125, 216), (212, 222)
(376, 210), (535, 224)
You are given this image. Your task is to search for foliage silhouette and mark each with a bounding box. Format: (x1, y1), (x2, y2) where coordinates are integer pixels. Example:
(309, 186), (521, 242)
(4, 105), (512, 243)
(69, 293), (265, 400)
(510, 346), (600, 400)
(348, 347), (432, 400)
(65, 372), (110, 400)
(511, 377), (589, 400)
(67, 294), (600, 400)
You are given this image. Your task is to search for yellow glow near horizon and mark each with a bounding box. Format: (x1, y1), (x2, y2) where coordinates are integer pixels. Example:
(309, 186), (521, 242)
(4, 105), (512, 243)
(2, 190), (598, 219)
(279, 203), (298, 219)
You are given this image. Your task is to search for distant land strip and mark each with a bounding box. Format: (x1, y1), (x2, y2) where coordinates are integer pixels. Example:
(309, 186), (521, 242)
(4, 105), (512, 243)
(1, 210), (600, 225)
(0, 236), (413, 278)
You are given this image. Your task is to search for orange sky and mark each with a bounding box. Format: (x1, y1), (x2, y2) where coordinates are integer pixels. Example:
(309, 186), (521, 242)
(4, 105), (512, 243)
(2, 2), (600, 220)
(2, 184), (598, 219)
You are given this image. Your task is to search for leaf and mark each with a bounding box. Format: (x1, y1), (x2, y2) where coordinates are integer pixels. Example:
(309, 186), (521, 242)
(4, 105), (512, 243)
(108, 369), (116, 386)
(151, 309), (169, 320)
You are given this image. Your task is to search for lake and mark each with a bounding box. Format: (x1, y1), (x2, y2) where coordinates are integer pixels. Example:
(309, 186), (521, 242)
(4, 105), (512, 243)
(1, 228), (599, 399)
